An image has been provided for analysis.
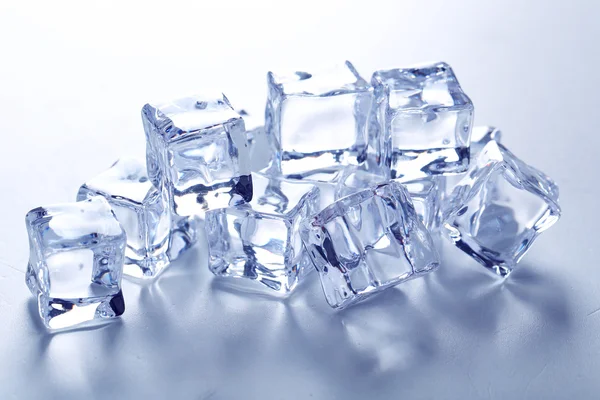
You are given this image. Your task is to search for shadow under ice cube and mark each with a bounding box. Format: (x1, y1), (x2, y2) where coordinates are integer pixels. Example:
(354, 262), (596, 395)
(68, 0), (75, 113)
(205, 173), (319, 295)
(442, 140), (561, 277)
(301, 181), (440, 309)
(264, 61), (371, 181)
(142, 94), (252, 216)
(77, 158), (198, 279)
(25, 197), (126, 330)
(369, 62), (474, 180)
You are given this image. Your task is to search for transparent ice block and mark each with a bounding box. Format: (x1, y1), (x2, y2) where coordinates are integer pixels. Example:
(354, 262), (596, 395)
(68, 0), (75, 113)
(403, 177), (444, 232)
(142, 94), (252, 216)
(301, 181), (440, 309)
(25, 197), (126, 330)
(264, 61), (372, 181)
(470, 125), (502, 155)
(335, 166), (443, 231)
(237, 108), (264, 154)
(442, 140), (561, 277)
(444, 126), (502, 195)
(77, 158), (198, 279)
(205, 172), (319, 295)
(368, 62), (474, 180)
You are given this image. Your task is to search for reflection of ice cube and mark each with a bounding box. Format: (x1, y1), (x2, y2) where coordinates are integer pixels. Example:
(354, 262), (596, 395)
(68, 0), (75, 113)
(368, 62), (473, 181)
(142, 94), (252, 216)
(264, 61), (372, 181)
(25, 197), (126, 330)
(301, 181), (440, 309)
(442, 141), (561, 277)
(205, 172), (319, 295)
(77, 158), (198, 279)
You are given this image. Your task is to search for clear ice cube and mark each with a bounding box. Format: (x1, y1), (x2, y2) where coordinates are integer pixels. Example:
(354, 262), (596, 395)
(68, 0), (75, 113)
(335, 166), (443, 231)
(205, 172), (319, 295)
(142, 94), (252, 216)
(470, 125), (502, 154)
(442, 140), (561, 277)
(444, 126), (502, 195)
(368, 62), (474, 180)
(301, 181), (440, 309)
(77, 158), (198, 279)
(25, 197), (126, 330)
(237, 109), (264, 153)
(264, 61), (372, 181)
(334, 166), (387, 199)
(403, 178), (444, 232)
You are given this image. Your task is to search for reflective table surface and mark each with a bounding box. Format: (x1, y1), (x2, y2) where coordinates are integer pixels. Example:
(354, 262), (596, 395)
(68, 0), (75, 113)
(0, 1), (598, 398)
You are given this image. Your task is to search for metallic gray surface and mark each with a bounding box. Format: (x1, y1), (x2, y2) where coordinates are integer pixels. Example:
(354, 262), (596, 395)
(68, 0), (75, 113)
(0, 1), (598, 398)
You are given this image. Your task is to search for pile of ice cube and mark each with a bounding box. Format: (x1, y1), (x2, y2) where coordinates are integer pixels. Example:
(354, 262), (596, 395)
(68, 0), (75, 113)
(25, 61), (561, 330)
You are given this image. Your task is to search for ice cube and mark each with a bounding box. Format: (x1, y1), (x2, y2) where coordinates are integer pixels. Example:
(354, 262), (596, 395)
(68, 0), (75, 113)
(237, 109), (264, 151)
(25, 197), (126, 330)
(470, 125), (501, 154)
(335, 166), (443, 231)
(264, 61), (372, 181)
(444, 126), (502, 195)
(301, 181), (440, 309)
(142, 94), (252, 216)
(334, 166), (387, 199)
(168, 213), (200, 262)
(402, 177), (444, 232)
(205, 172), (319, 295)
(237, 108), (268, 172)
(368, 62), (474, 180)
(442, 140), (561, 277)
(77, 158), (198, 279)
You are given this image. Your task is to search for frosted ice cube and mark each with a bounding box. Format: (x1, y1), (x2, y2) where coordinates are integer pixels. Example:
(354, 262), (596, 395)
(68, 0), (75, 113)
(77, 158), (198, 279)
(442, 140), (561, 277)
(301, 181), (440, 309)
(264, 61), (372, 181)
(142, 94), (252, 216)
(368, 62), (474, 180)
(25, 197), (126, 330)
(205, 172), (319, 295)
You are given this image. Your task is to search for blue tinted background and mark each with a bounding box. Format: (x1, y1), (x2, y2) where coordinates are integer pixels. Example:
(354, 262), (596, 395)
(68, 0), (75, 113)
(0, 1), (598, 398)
